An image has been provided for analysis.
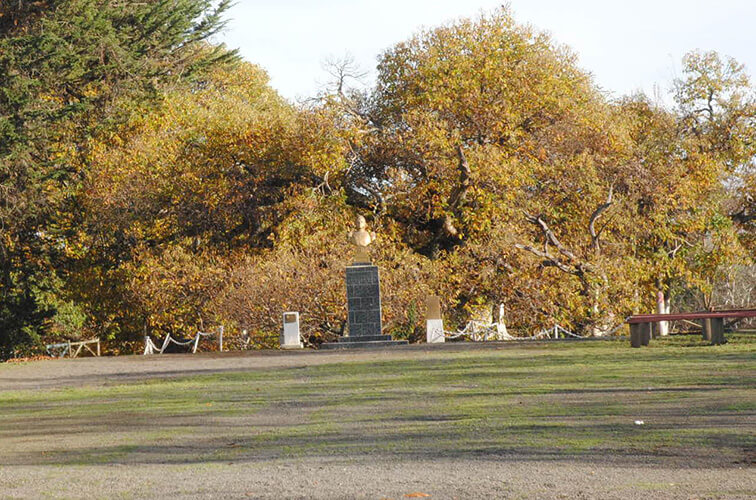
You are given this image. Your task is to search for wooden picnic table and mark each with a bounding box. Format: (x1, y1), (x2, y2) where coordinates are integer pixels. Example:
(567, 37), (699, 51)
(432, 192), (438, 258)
(626, 309), (756, 347)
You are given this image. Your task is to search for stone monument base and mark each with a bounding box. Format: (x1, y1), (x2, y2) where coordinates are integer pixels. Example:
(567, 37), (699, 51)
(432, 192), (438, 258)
(320, 263), (407, 350)
(426, 319), (445, 343)
(281, 312), (304, 349)
(320, 334), (408, 350)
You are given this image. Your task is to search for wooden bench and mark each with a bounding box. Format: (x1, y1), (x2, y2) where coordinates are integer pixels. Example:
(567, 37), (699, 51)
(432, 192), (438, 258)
(626, 309), (756, 347)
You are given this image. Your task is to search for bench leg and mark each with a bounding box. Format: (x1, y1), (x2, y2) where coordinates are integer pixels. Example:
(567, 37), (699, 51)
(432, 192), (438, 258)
(651, 322), (660, 339)
(630, 324), (641, 348)
(711, 318), (725, 345)
(702, 319), (712, 342)
(640, 323), (651, 346)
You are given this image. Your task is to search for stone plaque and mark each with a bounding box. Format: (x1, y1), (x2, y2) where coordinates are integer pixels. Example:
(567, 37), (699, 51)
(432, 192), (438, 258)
(426, 295), (441, 320)
(425, 295), (444, 343)
(281, 311), (303, 349)
(346, 264), (382, 337)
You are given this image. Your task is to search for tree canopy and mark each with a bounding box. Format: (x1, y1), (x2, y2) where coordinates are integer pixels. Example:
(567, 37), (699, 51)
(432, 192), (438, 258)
(1, 5), (753, 357)
(0, 0), (236, 355)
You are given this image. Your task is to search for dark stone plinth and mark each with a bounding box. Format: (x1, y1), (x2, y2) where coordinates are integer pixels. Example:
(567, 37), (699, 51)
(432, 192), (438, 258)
(346, 264), (383, 338)
(320, 339), (408, 350)
(320, 263), (407, 350)
(337, 335), (392, 343)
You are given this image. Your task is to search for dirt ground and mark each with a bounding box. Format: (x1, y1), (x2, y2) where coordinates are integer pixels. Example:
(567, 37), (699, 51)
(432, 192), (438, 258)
(0, 343), (753, 499)
(1, 459), (753, 499)
(0, 341), (593, 392)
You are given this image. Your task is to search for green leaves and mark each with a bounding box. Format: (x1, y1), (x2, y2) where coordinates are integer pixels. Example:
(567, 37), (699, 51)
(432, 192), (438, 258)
(1, 4), (754, 356)
(0, 0), (237, 356)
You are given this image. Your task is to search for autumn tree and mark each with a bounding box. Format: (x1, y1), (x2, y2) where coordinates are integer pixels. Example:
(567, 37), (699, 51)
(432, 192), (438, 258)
(674, 51), (756, 252)
(339, 8), (754, 333)
(3, 4), (753, 353)
(0, 0), (236, 356)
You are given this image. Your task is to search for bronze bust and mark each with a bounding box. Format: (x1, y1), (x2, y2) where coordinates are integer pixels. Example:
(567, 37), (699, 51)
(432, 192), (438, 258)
(348, 215), (376, 263)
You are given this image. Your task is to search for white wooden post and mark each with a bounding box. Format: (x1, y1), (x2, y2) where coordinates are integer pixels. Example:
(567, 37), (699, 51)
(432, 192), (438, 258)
(496, 304), (509, 339)
(160, 335), (171, 354)
(219, 326), (224, 352)
(426, 296), (444, 344)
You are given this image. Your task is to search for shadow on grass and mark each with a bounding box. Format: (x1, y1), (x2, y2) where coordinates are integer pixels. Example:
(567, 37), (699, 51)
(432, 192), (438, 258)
(2, 419), (751, 468)
(1, 339), (753, 469)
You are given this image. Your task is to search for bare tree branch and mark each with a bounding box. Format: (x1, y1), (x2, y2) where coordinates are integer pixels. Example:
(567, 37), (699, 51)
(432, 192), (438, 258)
(523, 212), (580, 263)
(514, 243), (578, 275)
(448, 145), (472, 207)
(442, 145), (473, 238)
(323, 53), (367, 96)
(589, 185), (614, 252)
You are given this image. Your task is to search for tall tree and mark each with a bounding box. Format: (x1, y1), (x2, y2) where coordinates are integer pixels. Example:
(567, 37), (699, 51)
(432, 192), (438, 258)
(674, 50), (756, 256)
(0, 0), (236, 356)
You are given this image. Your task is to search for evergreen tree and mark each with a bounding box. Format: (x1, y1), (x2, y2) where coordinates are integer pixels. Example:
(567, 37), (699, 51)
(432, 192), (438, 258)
(0, 0), (237, 357)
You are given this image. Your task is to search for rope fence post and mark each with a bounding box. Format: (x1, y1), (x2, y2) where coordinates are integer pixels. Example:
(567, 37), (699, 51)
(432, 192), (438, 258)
(219, 326), (224, 352)
(160, 334), (171, 354)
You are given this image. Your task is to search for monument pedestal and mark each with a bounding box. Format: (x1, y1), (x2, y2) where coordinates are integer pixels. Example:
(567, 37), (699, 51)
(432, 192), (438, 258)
(321, 263), (407, 350)
(281, 312), (303, 349)
(425, 296), (444, 343)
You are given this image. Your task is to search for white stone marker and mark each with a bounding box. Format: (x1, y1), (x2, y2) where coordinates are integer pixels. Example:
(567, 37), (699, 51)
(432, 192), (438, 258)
(496, 304), (509, 339)
(426, 296), (445, 344)
(281, 312), (304, 349)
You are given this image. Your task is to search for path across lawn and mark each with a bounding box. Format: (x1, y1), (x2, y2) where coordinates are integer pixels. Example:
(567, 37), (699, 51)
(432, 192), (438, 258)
(0, 336), (754, 499)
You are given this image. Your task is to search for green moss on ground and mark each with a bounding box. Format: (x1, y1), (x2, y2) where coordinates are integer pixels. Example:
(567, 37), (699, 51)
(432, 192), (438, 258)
(0, 335), (753, 467)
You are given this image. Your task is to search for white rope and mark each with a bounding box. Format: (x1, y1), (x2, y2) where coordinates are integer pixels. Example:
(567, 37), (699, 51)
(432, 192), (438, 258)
(160, 334), (171, 353)
(604, 323), (626, 336)
(144, 329), (220, 355)
(444, 322), (591, 341)
(143, 337), (160, 355)
(192, 331), (215, 353)
(166, 335), (195, 347)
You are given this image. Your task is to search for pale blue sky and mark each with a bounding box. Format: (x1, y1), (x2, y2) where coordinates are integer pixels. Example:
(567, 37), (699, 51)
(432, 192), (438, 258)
(219, 1), (755, 103)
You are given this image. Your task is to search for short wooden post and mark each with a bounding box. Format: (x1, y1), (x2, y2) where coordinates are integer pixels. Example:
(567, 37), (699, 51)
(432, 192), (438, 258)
(96, 339), (101, 357)
(68, 341), (72, 358)
(219, 326), (224, 352)
(630, 324), (641, 348)
(640, 322), (651, 346)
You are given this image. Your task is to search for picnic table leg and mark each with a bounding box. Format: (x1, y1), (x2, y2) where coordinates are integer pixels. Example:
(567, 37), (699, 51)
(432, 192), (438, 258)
(651, 323), (660, 339)
(630, 324), (641, 348)
(640, 322), (651, 346)
(711, 318), (725, 345)
(702, 319), (712, 342)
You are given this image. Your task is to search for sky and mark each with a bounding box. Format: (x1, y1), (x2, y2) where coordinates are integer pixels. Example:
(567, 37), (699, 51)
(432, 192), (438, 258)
(218, 0), (756, 103)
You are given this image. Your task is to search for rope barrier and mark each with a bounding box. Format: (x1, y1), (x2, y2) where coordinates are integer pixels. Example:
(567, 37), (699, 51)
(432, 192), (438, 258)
(442, 322), (616, 341)
(144, 329), (221, 355)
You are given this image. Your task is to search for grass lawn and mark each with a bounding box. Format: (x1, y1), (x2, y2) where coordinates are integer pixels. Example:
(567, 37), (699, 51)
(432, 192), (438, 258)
(0, 334), (753, 498)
